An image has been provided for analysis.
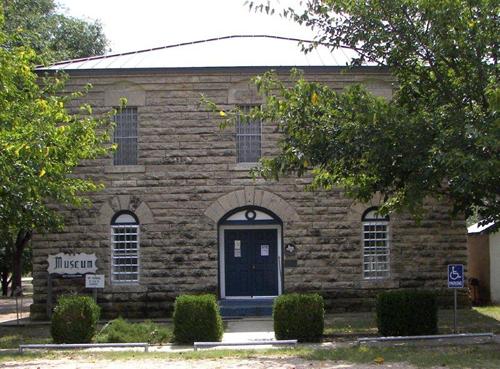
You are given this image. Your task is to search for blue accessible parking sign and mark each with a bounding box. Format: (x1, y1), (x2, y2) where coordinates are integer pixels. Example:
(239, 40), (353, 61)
(448, 264), (464, 288)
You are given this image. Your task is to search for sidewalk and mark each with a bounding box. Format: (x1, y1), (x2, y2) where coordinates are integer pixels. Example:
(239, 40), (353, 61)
(223, 317), (275, 343)
(0, 296), (32, 324)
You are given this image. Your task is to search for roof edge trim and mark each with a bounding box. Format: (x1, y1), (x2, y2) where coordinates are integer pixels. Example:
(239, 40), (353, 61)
(36, 65), (392, 76)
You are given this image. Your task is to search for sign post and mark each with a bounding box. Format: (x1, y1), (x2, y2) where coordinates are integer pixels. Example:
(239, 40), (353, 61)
(447, 264), (464, 334)
(46, 253), (98, 317)
(85, 274), (105, 302)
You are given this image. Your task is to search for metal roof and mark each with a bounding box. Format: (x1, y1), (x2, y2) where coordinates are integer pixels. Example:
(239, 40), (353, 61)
(39, 35), (358, 71)
(468, 221), (497, 235)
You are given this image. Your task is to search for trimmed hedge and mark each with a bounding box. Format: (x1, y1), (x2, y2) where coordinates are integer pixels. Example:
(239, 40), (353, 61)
(51, 295), (100, 343)
(173, 294), (223, 344)
(376, 290), (438, 336)
(273, 293), (324, 342)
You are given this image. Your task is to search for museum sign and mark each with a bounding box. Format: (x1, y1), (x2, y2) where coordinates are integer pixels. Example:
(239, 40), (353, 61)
(47, 252), (97, 275)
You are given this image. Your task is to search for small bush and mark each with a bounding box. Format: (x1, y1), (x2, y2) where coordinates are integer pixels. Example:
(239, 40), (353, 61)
(173, 294), (223, 344)
(273, 293), (324, 342)
(50, 295), (100, 343)
(95, 317), (171, 344)
(376, 290), (438, 336)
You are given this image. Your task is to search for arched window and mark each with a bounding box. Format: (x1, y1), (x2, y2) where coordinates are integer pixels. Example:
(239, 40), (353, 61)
(111, 211), (140, 283)
(362, 207), (390, 279)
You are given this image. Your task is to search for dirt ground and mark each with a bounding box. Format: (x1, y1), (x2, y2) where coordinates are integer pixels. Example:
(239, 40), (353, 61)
(0, 358), (435, 369)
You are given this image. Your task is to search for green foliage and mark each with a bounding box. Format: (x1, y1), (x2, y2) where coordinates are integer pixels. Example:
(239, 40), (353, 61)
(0, 7), (114, 293)
(173, 294), (223, 344)
(376, 290), (438, 336)
(50, 295), (100, 343)
(95, 317), (171, 344)
(2, 0), (108, 62)
(231, 1), (500, 224)
(273, 293), (324, 342)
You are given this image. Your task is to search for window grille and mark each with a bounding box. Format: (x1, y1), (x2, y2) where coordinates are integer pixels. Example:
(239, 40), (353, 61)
(111, 212), (139, 283)
(113, 107), (138, 165)
(236, 106), (261, 163)
(362, 208), (390, 279)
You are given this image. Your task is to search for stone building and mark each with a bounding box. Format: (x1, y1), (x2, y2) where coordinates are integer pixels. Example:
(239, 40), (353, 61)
(467, 221), (500, 304)
(31, 36), (467, 319)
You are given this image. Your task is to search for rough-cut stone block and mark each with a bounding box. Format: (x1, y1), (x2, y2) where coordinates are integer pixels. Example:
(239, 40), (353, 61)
(105, 89), (146, 107)
(253, 189), (265, 207)
(218, 191), (239, 212)
(30, 68), (467, 319)
(204, 200), (226, 222)
(244, 186), (255, 205)
(97, 202), (114, 225)
(135, 202), (155, 224)
(118, 195), (131, 210)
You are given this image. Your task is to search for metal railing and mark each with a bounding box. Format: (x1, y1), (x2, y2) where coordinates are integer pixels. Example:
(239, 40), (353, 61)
(194, 339), (297, 351)
(18, 342), (149, 353)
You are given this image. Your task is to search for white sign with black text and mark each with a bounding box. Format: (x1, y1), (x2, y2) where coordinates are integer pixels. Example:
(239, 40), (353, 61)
(85, 274), (105, 289)
(261, 244), (269, 256)
(47, 253), (97, 275)
(234, 240), (241, 258)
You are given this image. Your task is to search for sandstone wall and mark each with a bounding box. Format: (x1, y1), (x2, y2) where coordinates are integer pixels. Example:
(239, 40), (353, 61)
(30, 67), (467, 319)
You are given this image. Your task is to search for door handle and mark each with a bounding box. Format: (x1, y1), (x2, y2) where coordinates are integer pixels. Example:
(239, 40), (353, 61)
(252, 264), (256, 270)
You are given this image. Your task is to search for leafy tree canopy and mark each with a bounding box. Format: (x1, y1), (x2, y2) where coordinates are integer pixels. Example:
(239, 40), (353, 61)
(0, 6), (114, 293)
(2, 0), (108, 61)
(225, 0), (499, 222)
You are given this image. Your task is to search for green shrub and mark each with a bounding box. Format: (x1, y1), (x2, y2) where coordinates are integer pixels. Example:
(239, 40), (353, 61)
(95, 317), (171, 344)
(376, 290), (438, 336)
(173, 294), (223, 344)
(50, 295), (100, 343)
(273, 293), (324, 342)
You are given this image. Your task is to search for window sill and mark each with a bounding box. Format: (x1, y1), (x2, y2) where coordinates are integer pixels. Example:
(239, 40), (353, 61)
(104, 165), (145, 174)
(232, 162), (260, 171)
(109, 283), (147, 293)
(360, 279), (399, 289)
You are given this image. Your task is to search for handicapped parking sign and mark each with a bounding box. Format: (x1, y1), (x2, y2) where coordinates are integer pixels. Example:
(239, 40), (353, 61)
(448, 264), (464, 288)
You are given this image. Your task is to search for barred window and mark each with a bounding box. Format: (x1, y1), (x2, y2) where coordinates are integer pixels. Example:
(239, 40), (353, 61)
(362, 208), (390, 279)
(111, 211), (139, 283)
(236, 106), (261, 163)
(113, 107), (138, 165)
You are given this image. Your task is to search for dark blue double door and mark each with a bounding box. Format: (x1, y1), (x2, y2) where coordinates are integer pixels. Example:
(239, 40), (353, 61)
(224, 229), (279, 297)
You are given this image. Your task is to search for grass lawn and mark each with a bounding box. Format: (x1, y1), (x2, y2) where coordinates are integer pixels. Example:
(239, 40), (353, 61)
(0, 324), (52, 349)
(0, 305), (498, 349)
(1, 344), (500, 369)
(474, 305), (500, 320)
(324, 306), (500, 335)
(0, 321), (173, 349)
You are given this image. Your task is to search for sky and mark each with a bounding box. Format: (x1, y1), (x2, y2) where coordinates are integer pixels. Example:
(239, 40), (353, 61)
(56, 0), (318, 55)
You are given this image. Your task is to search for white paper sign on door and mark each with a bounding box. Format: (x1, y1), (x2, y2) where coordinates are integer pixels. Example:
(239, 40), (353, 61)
(261, 244), (269, 256)
(234, 240), (241, 257)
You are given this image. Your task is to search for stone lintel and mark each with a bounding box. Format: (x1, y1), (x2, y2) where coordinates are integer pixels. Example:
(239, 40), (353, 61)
(205, 188), (299, 223)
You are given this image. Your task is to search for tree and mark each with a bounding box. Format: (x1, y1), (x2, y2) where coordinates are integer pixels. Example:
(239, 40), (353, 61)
(2, 0), (108, 62)
(228, 0), (498, 222)
(0, 9), (115, 295)
(1, 1), (109, 295)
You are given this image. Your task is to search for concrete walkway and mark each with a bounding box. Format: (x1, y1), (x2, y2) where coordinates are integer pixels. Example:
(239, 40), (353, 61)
(222, 318), (275, 343)
(0, 277), (33, 324)
(0, 296), (32, 324)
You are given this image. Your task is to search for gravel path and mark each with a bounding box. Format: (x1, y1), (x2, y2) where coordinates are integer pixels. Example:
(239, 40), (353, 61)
(0, 358), (437, 369)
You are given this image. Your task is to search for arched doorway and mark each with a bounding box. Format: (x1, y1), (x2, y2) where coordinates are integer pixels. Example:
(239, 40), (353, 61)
(219, 206), (283, 299)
